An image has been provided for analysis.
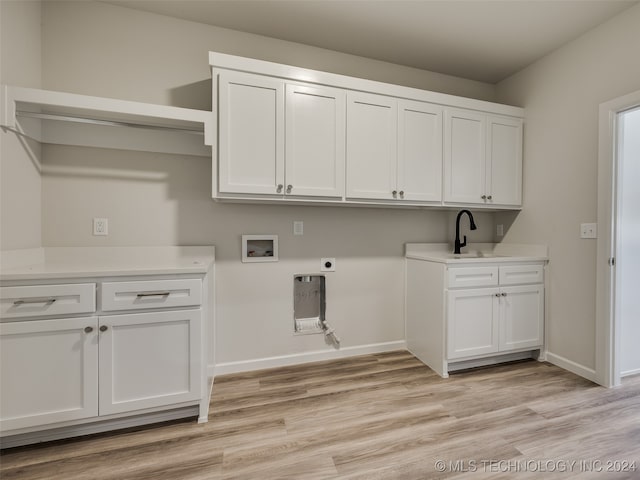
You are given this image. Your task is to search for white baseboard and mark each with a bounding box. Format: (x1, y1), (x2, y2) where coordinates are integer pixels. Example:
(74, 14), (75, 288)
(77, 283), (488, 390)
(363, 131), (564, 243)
(621, 367), (640, 378)
(545, 351), (597, 382)
(212, 340), (407, 376)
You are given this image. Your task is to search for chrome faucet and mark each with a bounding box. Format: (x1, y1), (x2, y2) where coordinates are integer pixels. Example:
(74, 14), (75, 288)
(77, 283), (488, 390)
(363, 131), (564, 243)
(454, 210), (477, 254)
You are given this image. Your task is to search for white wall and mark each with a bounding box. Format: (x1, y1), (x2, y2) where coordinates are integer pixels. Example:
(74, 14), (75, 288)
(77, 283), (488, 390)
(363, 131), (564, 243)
(495, 2), (640, 372)
(619, 107), (640, 376)
(36, 1), (496, 370)
(0, 0), (42, 250)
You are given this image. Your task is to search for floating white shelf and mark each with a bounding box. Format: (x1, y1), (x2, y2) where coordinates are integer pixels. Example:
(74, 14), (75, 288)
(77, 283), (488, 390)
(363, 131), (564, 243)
(1, 85), (213, 157)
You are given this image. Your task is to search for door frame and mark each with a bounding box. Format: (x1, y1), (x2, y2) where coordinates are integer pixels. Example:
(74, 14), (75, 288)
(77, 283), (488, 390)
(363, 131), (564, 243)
(595, 89), (640, 387)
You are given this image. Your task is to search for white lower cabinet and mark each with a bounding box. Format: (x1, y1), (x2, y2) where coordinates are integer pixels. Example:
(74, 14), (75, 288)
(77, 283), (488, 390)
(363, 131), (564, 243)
(0, 317), (99, 431)
(499, 284), (545, 351)
(0, 276), (206, 445)
(406, 259), (545, 378)
(447, 288), (500, 359)
(99, 310), (201, 416)
(447, 265), (544, 363)
(447, 283), (544, 360)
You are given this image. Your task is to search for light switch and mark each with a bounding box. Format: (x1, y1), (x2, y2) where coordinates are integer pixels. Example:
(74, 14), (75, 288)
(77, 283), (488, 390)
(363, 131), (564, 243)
(580, 223), (597, 239)
(293, 221), (304, 236)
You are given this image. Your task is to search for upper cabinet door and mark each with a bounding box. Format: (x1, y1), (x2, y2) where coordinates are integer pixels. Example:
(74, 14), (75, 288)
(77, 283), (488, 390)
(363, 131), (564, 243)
(443, 109), (486, 204)
(397, 100), (443, 203)
(346, 92), (398, 200)
(486, 115), (523, 206)
(218, 71), (284, 195)
(285, 84), (345, 198)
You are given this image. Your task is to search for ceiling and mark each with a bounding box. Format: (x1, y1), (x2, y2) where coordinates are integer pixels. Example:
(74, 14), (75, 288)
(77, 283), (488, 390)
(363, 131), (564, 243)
(105, 0), (638, 83)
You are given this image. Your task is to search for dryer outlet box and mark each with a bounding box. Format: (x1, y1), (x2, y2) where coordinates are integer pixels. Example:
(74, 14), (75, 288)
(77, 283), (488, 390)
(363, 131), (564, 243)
(321, 258), (336, 272)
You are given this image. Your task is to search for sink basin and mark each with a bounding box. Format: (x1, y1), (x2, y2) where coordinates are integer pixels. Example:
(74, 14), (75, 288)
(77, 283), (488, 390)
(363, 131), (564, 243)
(447, 252), (507, 259)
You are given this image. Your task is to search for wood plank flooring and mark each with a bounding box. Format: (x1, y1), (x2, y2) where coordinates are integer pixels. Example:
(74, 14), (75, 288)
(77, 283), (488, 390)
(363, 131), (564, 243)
(2, 351), (640, 479)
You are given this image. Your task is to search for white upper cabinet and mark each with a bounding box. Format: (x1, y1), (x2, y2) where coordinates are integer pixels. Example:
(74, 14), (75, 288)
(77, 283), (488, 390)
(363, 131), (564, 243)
(218, 71), (285, 195)
(210, 52), (524, 208)
(443, 109), (487, 204)
(217, 72), (344, 199)
(487, 116), (523, 206)
(397, 100), (443, 203)
(346, 95), (443, 203)
(444, 109), (523, 207)
(285, 84), (345, 198)
(346, 92), (398, 200)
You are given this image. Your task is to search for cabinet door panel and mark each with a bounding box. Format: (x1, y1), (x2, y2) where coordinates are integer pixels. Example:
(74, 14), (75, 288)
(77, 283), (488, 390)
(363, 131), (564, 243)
(487, 116), (523, 206)
(218, 72), (284, 195)
(444, 109), (486, 204)
(285, 84), (345, 198)
(500, 285), (544, 351)
(99, 310), (201, 416)
(447, 288), (499, 359)
(0, 317), (98, 431)
(346, 92), (397, 200)
(397, 100), (443, 202)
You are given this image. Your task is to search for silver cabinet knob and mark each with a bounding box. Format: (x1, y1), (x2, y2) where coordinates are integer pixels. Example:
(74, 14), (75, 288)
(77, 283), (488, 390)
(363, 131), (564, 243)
(99, 325), (108, 332)
(392, 190), (398, 197)
(84, 326), (93, 333)
(494, 293), (501, 297)
(501, 292), (507, 297)
(286, 185), (293, 194)
(276, 184), (283, 193)
(399, 191), (405, 198)
(481, 195), (487, 200)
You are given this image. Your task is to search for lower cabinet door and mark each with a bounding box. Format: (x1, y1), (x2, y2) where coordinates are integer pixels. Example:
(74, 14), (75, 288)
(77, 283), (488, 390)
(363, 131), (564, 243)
(447, 288), (500, 359)
(499, 285), (544, 351)
(98, 310), (201, 416)
(0, 317), (98, 431)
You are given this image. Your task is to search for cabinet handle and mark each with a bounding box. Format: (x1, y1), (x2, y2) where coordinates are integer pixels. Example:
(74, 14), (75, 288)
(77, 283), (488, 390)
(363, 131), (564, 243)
(494, 293), (501, 297)
(501, 292), (507, 297)
(99, 325), (108, 332)
(84, 326), (93, 333)
(13, 297), (57, 306)
(136, 291), (170, 298)
(392, 190), (398, 197)
(481, 195), (487, 200)
(276, 184), (283, 193)
(399, 191), (405, 198)
(286, 185), (293, 194)
(487, 195), (493, 200)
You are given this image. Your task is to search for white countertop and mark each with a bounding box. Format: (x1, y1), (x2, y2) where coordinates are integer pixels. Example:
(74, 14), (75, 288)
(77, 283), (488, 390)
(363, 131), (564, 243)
(405, 243), (548, 264)
(0, 246), (215, 281)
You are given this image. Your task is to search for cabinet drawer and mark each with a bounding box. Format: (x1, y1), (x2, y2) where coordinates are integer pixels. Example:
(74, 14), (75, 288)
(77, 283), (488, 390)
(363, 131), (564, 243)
(447, 267), (499, 288)
(499, 265), (544, 286)
(0, 284), (96, 319)
(100, 279), (202, 312)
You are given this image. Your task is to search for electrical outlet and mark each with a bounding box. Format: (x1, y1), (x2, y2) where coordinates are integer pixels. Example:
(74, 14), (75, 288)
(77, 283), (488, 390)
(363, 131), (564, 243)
(93, 218), (108, 236)
(320, 258), (336, 272)
(580, 223), (597, 239)
(293, 221), (304, 236)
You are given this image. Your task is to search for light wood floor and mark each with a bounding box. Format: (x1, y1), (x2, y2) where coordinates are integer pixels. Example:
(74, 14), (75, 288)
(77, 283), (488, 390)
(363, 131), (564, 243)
(2, 351), (640, 479)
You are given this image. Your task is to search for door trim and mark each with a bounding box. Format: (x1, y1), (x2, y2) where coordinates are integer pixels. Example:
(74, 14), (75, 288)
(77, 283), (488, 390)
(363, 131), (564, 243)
(596, 89), (640, 387)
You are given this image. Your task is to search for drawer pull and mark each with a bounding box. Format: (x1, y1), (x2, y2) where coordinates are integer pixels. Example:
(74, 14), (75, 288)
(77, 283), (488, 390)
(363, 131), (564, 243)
(84, 326), (94, 333)
(99, 325), (108, 332)
(13, 298), (57, 306)
(136, 292), (171, 298)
